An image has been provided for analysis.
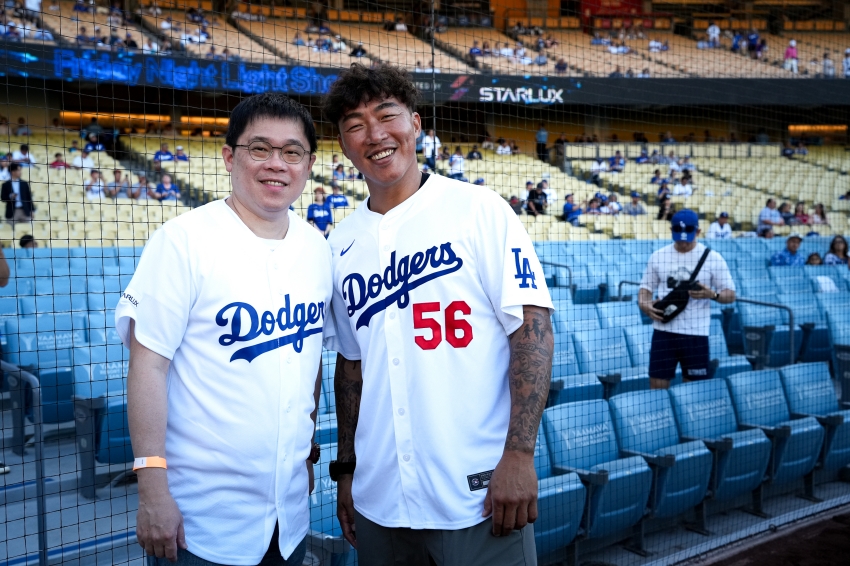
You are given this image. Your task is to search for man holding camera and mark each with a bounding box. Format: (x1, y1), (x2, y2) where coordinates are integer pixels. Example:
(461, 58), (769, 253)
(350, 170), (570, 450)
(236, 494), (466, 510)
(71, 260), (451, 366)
(638, 210), (736, 390)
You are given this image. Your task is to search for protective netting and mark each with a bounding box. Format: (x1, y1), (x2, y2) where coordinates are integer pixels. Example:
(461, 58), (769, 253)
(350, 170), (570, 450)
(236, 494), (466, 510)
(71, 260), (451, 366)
(2, 1), (850, 565)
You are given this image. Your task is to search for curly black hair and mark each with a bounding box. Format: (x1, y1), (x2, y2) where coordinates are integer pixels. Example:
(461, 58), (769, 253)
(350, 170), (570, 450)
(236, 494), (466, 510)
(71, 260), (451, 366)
(322, 64), (420, 127)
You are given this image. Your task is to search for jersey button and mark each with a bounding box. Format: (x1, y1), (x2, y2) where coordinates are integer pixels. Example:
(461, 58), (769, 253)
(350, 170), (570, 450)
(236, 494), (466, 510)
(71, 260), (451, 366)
(389, 312), (396, 320)
(383, 245), (389, 251)
(403, 454), (411, 462)
(392, 358), (399, 366)
(398, 408), (405, 416)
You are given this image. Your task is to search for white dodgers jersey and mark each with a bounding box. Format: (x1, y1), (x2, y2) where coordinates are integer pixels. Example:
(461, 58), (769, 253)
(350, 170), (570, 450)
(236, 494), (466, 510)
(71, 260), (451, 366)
(325, 175), (552, 530)
(115, 200), (333, 564)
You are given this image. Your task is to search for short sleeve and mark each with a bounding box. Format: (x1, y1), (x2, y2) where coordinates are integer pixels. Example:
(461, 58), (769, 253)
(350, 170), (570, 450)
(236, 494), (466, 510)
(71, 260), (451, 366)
(323, 282), (361, 360)
(710, 252), (736, 292)
(639, 253), (659, 293)
(474, 193), (553, 336)
(114, 225), (194, 360)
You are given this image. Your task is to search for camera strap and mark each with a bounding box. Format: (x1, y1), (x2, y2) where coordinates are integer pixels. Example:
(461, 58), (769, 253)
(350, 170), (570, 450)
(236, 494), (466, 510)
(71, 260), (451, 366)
(688, 247), (712, 285)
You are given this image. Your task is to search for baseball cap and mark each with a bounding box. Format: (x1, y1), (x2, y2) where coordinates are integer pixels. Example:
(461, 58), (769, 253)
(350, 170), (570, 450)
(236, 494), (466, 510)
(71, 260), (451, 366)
(671, 209), (699, 242)
(314, 187), (325, 194)
(526, 180), (533, 186)
(474, 178), (485, 185)
(176, 145), (183, 150)
(630, 191), (640, 198)
(565, 193), (573, 199)
(719, 212), (729, 218)
(788, 232), (803, 241)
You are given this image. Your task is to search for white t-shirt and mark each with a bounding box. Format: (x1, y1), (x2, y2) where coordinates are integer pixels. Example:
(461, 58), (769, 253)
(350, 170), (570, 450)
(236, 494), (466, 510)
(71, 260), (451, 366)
(12, 150), (36, 164)
(640, 242), (735, 336)
(85, 179), (105, 199)
(422, 135), (441, 158)
(672, 184), (693, 196)
(448, 154), (464, 175)
(496, 144), (512, 155)
(72, 155), (95, 169)
(707, 221), (732, 239)
(325, 175), (552, 529)
(708, 25), (720, 40)
(115, 200), (334, 564)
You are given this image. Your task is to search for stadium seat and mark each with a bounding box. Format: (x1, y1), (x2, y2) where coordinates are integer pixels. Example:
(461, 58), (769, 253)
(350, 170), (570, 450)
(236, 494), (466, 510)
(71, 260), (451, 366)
(779, 363), (850, 473)
(776, 293), (832, 363)
(549, 333), (604, 405)
(595, 301), (643, 329)
(738, 300), (803, 368)
(609, 391), (713, 522)
(826, 307), (850, 405)
(804, 265), (845, 294)
(542, 400), (652, 544)
(725, 370), (823, 496)
(533, 431), (587, 558)
(708, 319), (752, 381)
(623, 324), (654, 370)
(308, 443), (356, 565)
(74, 395), (133, 499)
(668, 380), (771, 507)
(571, 266), (607, 304)
(572, 329), (649, 396)
(553, 305), (601, 333)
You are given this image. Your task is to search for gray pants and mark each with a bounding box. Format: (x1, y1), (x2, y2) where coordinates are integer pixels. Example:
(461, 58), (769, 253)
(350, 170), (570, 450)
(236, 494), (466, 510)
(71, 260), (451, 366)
(152, 531), (306, 566)
(354, 510), (537, 566)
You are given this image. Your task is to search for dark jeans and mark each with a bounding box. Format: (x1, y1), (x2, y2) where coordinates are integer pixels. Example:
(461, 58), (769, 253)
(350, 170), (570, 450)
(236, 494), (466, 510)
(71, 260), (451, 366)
(153, 526), (306, 566)
(424, 156), (436, 170)
(536, 143), (547, 162)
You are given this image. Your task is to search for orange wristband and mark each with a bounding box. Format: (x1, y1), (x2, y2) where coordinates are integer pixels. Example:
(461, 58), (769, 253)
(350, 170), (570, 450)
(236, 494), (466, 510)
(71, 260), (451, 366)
(132, 456), (167, 471)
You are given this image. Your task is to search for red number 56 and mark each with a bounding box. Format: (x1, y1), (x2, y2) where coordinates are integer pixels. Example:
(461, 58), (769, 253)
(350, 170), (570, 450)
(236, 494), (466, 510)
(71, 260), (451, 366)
(412, 301), (473, 350)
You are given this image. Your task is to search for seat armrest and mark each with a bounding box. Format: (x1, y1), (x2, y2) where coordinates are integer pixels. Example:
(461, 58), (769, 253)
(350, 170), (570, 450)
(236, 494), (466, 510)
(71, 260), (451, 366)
(622, 449), (675, 467)
(842, 401), (850, 410)
(682, 435), (733, 452)
(552, 465), (609, 486)
(790, 411), (843, 427)
(743, 325), (776, 332)
(740, 422), (791, 438)
(596, 373), (621, 385)
(800, 322), (815, 331)
(548, 380), (565, 392)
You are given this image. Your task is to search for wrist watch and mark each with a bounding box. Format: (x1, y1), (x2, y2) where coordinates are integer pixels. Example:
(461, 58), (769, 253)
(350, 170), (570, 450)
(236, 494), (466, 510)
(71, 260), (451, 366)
(712, 291), (720, 301)
(329, 459), (356, 481)
(308, 442), (321, 464)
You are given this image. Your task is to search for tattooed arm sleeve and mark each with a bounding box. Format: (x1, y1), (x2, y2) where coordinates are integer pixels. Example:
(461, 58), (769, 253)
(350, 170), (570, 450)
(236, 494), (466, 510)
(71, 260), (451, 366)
(504, 305), (554, 454)
(334, 353), (363, 463)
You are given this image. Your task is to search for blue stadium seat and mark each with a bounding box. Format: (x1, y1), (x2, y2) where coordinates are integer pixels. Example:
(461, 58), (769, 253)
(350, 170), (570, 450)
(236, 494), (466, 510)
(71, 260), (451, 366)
(804, 266), (845, 293)
(309, 443), (357, 565)
(38, 368), (75, 424)
(739, 300), (803, 368)
(571, 266), (607, 304)
(96, 397), (133, 464)
(88, 311), (122, 346)
(33, 258), (52, 276)
(14, 257), (35, 277)
(595, 301), (643, 329)
(543, 400), (652, 542)
(623, 324), (653, 370)
(572, 329), (649, 396)
(533, 430), (586, 557)
(0, 297), (18, 316)
(738, 279), (778, 297)
(51, 258), (71, 277)
(826, 307), (850, 405)
(552, 298), (573, 314)
(609, 391), (713, 520)
(0, 278), (17, 297)
(779, 363), (850, 473)
(776, 293), (832, 363)
(774, 277), (810, 295)
(549, 334), (604, 405)
(550, 287), (573, 304)
(725, 370), (823, 494)
(708, 319), (752, 381)
(668, 380), (771, 505)
(73, 361), (129, 400)
(553, 305), (601, 333)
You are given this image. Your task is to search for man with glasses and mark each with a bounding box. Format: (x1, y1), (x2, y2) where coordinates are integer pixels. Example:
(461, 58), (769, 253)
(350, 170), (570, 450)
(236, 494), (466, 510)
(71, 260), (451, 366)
(116, 93), (333, 565)
(638, 209), (736, 390)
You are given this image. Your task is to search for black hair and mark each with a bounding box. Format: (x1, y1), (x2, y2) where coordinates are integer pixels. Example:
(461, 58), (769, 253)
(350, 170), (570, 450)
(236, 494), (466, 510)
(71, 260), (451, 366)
(9, 163), (20, 173)
(321, 64), (420, 127)
(20, 144), (28, 152)
(19, 235), (34, 248)
(226, 92), (317, 153)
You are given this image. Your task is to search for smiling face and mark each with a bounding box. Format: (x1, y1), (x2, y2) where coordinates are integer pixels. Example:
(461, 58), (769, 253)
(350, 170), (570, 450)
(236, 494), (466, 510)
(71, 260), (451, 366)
(223, 116), (316, 218)
(336, 96), (421, 192)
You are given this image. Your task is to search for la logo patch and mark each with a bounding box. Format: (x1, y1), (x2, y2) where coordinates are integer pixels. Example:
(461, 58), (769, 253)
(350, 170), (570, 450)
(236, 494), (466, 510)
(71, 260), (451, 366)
(511, 248), (537, 289)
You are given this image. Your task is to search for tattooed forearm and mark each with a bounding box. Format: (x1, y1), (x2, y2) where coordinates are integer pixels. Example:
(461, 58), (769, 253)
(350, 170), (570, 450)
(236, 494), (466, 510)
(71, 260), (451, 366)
(334, 353), (362, 463)
(505, 306), (553, 454)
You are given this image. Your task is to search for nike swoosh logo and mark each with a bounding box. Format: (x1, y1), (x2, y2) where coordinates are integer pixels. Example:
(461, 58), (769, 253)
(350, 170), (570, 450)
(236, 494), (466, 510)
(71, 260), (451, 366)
(340, 241), (354, 256)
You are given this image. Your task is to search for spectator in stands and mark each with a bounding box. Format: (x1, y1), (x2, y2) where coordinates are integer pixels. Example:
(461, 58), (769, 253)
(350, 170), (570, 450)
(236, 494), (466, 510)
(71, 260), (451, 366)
(11, 144), (36, 167)
(438, 144), (451, 162)
(14, 118), (31, 137)
(350, 42), (366, 57)
(154, 143), (174, 162)
(795, 142), (808, 155)
(554, 58), (568, 75)
(106, 169), (130, 198)
(663, 131), (676, 143)
(673, 177), (694, 197)
(533, 51), (547, 66)
(0, 118), (9, 137)
(758, 198), (784, 236)
(585, 197), (603, 216)
(152, 173), (180, 201)
(562, 193), (583, 225)
(205, 46), (221, 60)
(770, 233), (805, 266)
(394, 16), (407, 31)
(86, 117), (103, 136)
(707, 21), (720, 48)
(639, 209), (736, 390)
(327, 184), (349, 208)
(812, 203), (828, 225)
(31, 24), (53, 41)
(469, 40), (482, 58)
(499, 42), (514, 57)
(757, 38), (768, 60)
(707, 212), (732, 239)
(609, 65), (624, 78)
(125, 32), (138, 49)
(448, 146), (465, 180)
(841, 190), (850, 200)
(623, 191), (647, 215)
(142, 37), (158, 54)
(525, 183), (547, 216)
(130, 171), (149, 199)
(495, 138), (511, 155)
(19, 235), (37, 249)
(778, 202), (796, 225)
(823, 235), (848, 265)
(589, 157), (607, 185)
(784, 40), (798, 74)
(84, 133), (105, 152)
(608, 150), (625, 172)
(466, 144), (482, 160)
(72, 0), (88, 12)
(307, 187), (332, 237)
(346, 166), (360, 180)
(1, 164), (33, 223)
(422, 129), (440, 170)
(331, 35), (347, 53)
(539, 179), (554, 203)
(332, 164), (345, 182)
(85, 169), (106, 200)
(606, 193), (623, 214)
(657, 195), (674, 220)
(731, 31), (743, 54)
(781, 142), (795, 158)
(657, 180), (671, 202)
(747, 28), (759, 59)
(822, 52), (836, 78)
(50, 153), (69, 169)
(535, 123), (548, 162)
(160, 16), (174, 30)
(842, 49), (850, 78)
(76, 25), (91, 45)
(292, 31), (306, 46)
(650, 169), (664, 184)
(0, 157), (8, 182)
(806, 253), (823, 265)
(508, 195), (522, 214)
(793, 202), (810, 225)
(174, 146), (189, 161)
(71, 149), (94, 170)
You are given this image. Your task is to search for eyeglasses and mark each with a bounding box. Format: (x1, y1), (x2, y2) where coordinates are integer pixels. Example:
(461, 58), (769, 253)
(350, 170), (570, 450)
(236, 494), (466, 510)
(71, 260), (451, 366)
(235, 142), (309, 164)
(672, 225), (697, 234)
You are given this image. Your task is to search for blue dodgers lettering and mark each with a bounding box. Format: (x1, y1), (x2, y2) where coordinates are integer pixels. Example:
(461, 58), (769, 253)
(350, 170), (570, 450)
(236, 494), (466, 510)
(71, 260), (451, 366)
(215, 295), (325, 362)
(342, 243), (463, 330)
